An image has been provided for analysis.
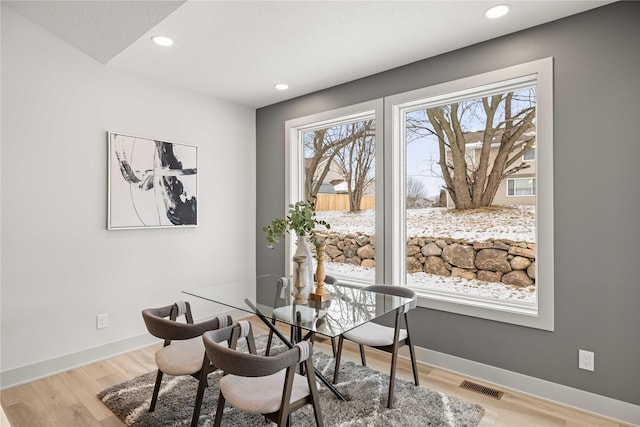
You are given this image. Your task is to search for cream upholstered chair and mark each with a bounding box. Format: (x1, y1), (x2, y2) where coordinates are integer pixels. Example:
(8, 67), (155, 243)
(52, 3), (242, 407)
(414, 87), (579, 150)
(265, 275), (338, 356)
(142, 302), (256, 427)
(332, 285), (419, 409)
(203, 323), (323, 427)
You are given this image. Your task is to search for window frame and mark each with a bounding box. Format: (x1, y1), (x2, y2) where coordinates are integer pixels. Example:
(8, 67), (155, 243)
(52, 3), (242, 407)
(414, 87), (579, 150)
(385, 57), (554, 331)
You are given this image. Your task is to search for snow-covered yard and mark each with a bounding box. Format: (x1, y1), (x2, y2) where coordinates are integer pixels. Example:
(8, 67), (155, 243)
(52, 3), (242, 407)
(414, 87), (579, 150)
(315, 205), (537, 303)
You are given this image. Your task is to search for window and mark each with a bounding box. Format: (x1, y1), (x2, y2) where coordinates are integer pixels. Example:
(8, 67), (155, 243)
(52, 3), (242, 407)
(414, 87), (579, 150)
(387, 58), (554, 330)
(523, 147), (536, 161)
(285, 58), (554, 330)
(507, 178), (536, 196)
(286, 100), (383, 285)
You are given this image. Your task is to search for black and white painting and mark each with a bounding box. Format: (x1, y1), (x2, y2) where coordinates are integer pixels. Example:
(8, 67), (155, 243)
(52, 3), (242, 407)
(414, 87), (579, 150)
(108, 132), (198, 229)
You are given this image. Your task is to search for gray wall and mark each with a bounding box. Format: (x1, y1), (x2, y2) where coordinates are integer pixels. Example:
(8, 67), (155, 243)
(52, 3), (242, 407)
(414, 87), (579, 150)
(256, 1), (640, 405)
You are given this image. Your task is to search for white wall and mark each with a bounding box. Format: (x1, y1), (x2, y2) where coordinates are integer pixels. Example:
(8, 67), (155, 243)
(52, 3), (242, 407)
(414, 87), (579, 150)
(0, 6), (256, 383)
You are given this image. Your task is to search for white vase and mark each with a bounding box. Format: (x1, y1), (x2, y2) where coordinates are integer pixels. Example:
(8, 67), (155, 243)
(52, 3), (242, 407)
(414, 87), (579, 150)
(293, 234), (315, 298)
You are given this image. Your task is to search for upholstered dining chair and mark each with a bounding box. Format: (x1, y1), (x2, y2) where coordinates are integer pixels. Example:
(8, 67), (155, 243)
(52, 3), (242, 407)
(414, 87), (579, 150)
(265, 275), (337, 356)
(141, 302), (256, 427)
(203, 323), (324, 427)
(332, 285), (419, 409)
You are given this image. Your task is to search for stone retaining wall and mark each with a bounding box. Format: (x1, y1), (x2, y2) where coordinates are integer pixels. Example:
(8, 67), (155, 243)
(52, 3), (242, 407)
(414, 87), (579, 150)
(314, 232), (536, 288)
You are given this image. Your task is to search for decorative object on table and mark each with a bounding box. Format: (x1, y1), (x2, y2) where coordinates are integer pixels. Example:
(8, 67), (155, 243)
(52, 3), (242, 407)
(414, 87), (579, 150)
(108, 132), (198, 230)
(263, 200), (331, 299)
(310, 242), (331, 302)
(292, 254), (308, 304)
(98, 334), (485, 427)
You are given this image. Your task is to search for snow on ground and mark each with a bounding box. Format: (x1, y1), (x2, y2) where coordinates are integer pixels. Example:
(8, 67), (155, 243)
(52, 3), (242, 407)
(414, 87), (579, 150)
(315, 205), (537, 303)
(316, 205), (535, 242)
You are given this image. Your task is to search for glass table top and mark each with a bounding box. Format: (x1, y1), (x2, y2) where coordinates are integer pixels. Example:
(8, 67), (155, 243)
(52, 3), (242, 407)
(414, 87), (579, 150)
(183, 274), (415, 338)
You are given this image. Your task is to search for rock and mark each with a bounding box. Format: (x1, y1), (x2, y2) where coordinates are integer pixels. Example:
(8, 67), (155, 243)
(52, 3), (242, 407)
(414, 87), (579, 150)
(356, 244), (375, 259)
(451, 267), (476, 280)
(343, 244), (357, 258)
(435, 239), (448, 249)
(355, 235), (369, 246)
(494, 240), (510, 251)
(509, 246), (535, 258)
(345, 256), (362, 266)
(473, 242), (494, 250)
(442, 243), (475, 268)
(527, 261), (536, 279)
(475, 248), (511, 273)
(477, 270), (503, 283)
(502, 270), (534, 287)
(406, 245), (421, 256)
(333, 255), (345, 263)
(424, 256), (450, 276)
(510, 256), (531, 270)
(421, 243), (442, 257)
(407, 257), (423, 273)
(325, 245), (342, 259)
(361, 259), (376, 268)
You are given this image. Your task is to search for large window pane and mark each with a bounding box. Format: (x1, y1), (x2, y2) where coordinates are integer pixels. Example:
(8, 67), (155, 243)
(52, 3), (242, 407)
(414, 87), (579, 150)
(286, 102), (381, 285)
(388, 57), (553, 330)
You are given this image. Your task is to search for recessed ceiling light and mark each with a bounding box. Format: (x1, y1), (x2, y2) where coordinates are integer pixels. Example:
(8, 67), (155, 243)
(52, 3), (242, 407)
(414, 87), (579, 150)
(151, 35), (174, 46)
(484, 4), (510, 19)
(274, 83), (289, 90)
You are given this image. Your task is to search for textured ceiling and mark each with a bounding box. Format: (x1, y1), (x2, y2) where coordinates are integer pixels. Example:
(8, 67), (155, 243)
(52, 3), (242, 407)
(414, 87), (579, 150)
(5, 0), (616, 108)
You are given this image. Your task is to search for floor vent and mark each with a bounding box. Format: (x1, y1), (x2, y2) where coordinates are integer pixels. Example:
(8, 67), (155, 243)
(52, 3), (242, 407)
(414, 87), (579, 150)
(460, 380), (504, 400)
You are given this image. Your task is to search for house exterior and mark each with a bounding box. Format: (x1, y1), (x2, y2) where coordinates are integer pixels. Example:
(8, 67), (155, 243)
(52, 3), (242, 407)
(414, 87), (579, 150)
(446, 131), (536, 208)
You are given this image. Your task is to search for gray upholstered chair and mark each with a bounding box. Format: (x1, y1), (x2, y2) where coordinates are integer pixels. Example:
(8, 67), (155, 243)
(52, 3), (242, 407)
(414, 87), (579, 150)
(265, 275), (338, 356)
(332, 285), (419, 409)
(142, 302), (256, 427)
(203, 323), (323, 427)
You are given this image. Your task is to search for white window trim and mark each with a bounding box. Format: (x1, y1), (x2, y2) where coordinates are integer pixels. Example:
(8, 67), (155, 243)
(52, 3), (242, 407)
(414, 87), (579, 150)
(285, 99), (384, 285)
(507, 177), (536, 197)
(385, 57), (554, 331)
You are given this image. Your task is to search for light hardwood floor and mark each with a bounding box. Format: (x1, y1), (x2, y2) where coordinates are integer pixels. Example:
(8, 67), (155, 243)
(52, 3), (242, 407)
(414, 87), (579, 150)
(0, 319), (629, 427)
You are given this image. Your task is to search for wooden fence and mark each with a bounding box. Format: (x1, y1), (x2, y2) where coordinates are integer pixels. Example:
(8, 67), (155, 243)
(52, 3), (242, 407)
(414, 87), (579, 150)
(314, 194), (375, 211)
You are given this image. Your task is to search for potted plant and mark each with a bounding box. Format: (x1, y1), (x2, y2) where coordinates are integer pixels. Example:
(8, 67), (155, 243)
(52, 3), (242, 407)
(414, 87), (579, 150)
(263, 200), (331, 301)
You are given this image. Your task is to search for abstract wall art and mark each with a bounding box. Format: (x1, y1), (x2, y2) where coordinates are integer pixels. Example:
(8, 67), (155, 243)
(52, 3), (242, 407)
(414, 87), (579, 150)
(108, 132), (198, 229)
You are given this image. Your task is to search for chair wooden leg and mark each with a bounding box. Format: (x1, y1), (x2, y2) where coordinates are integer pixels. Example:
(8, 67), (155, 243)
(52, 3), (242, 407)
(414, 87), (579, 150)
(333, 335), (344, 384)
(405, 313), (420, 386)
(191, 366), (209, 427)
(386, 312), (403, 409)
(149, 370), (164, 412)
(306, 359), (324, 427)
(213, 391), (226, 427)
(331, 337), (336, 357)
(359, 344), (367, 366)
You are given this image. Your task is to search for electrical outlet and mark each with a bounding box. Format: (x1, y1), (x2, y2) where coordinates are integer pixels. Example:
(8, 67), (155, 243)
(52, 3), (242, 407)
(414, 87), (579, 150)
(579, 349), (594, 371)
(96, 313), (109, 330)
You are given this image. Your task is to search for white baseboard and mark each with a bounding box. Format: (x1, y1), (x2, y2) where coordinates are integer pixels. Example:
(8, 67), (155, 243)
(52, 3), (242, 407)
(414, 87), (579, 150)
(0, 333), (158, 390)
(405, 346), (640, 426)
(0, 308), (247, 391)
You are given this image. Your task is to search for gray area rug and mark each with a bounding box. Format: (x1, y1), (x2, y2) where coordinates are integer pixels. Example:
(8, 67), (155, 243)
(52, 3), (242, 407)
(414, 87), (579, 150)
(98, 334), (484, 426)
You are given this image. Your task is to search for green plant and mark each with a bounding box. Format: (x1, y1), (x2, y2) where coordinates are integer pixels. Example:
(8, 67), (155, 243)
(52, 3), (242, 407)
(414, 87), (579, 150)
(263, 201), (330, 248)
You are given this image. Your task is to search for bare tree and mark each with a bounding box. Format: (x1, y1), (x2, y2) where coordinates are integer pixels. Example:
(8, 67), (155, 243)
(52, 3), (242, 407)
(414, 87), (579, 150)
(406, 177), (428, 209)
(407, 88), (536, 209)
(334, 120), (375, 211)
(304, 124), (371, 202)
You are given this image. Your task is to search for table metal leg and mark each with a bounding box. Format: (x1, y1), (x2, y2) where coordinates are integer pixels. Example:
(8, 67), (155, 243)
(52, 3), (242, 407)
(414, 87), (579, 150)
(245, 299), (348, 401)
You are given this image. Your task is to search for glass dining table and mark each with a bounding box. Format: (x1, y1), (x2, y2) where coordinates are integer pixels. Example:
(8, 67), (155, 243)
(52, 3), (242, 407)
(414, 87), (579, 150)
(183, 274), (416, 400)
